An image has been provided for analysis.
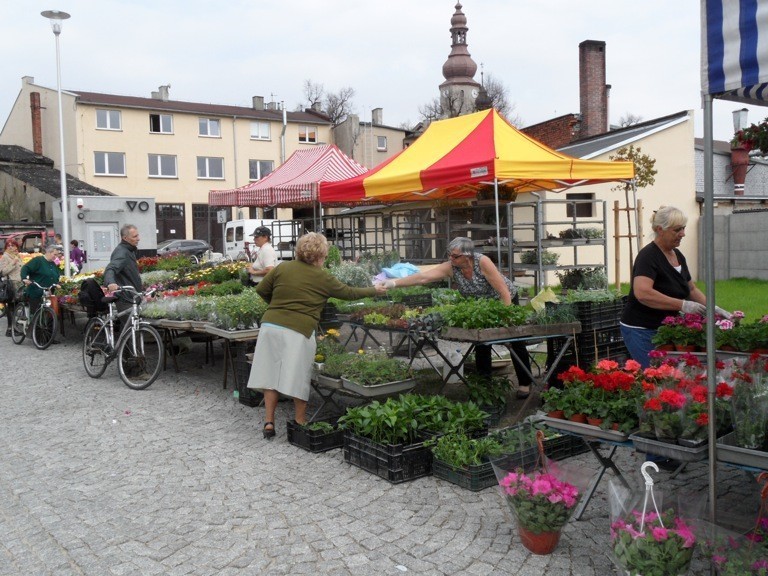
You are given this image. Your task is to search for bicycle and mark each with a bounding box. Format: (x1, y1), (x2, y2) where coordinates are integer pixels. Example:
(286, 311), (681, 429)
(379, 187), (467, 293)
(81, 286), (165, 390)
(10, 281), (60, 349)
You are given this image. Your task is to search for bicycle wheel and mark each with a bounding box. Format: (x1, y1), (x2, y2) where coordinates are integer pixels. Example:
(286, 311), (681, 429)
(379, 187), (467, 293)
(32, 306), (58, 350)
(82, 317), (110, 378)
(10, 306), (27, 344)
(117, 324), (163, 390)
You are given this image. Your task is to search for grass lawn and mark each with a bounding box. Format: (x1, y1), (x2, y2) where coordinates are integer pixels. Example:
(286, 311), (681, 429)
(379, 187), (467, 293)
(617, 278), (768, 322)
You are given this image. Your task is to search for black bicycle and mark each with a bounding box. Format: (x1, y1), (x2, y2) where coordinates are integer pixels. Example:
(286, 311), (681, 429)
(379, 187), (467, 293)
(10, 281), (60, 350)
(82, 286), (164, 390)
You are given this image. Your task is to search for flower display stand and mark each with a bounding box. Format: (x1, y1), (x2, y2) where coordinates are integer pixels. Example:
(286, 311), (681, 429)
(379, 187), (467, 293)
(629, 433), (709, 462)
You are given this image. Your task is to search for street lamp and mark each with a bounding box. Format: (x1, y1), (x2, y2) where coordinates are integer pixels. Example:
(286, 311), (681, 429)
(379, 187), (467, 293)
(41, 9), (71, 277)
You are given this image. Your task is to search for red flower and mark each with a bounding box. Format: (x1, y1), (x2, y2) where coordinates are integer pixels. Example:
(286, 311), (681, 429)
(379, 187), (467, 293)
(715, 382), (734, 398)
(690, 385), (708, 403)
(644, 398), (663, 412)
(558, 366), (588, 383)
(658, 389), (686, 410)
(695, 413), (709, 426)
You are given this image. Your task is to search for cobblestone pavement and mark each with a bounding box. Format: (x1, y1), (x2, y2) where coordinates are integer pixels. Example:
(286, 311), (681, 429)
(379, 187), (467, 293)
(0, 316), (761, 575)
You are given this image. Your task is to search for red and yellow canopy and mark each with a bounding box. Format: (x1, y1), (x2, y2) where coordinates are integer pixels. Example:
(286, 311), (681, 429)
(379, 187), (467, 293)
(320, 108), (635, 204)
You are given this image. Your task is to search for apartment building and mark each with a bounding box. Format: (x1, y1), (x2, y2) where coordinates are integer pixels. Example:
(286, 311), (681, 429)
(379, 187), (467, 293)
(0, 77), (332, 244)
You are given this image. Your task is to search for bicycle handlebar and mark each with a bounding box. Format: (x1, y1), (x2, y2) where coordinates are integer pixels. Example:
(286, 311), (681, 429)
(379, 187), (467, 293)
(23, 280), (59, 291)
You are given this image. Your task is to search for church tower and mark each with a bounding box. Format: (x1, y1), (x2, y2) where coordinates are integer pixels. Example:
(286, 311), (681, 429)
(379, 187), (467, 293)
(439, 2), (482, 117)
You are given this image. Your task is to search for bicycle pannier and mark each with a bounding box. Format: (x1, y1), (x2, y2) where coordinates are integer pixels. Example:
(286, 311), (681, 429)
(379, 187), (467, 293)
(78, 278), (109, 317)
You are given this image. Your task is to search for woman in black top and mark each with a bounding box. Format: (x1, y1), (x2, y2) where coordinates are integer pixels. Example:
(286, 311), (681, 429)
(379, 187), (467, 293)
(620, 206), (727, 367)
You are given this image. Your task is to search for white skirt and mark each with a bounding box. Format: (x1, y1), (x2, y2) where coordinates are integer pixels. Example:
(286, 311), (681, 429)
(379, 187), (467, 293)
(246, 323), (316, 401)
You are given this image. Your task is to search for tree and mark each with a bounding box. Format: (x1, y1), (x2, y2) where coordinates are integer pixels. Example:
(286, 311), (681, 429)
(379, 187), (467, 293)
(298, 80), (355, 126)
(481, 72), (522, 126)
(610, 145), (658, 285)
(618, 113), (644, 127)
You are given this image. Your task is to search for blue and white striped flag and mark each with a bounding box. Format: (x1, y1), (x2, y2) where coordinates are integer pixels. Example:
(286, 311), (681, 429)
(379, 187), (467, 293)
(702, 0), (768, 102)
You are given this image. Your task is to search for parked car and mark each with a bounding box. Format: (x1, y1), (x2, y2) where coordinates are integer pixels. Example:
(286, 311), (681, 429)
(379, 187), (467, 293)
(0, 229), (55, 256)
(156, 239), (211, 258)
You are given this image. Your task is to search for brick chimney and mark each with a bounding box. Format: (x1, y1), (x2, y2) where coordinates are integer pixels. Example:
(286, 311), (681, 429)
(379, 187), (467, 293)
(252, 96), (264, 110)
(151, 84), (171, 101)
(579, 40), (609, 138)
(371, 108), (383, 125)
(30, 92), (43, 155)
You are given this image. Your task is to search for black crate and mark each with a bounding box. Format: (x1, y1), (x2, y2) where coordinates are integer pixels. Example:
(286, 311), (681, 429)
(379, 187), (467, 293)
(343, 431), (432, 484)
(432, 458), (497, 491)
(286, 419), (344, 453)
(571, 297), (627, 332)
(547, 325), (628, 370)
(232, 341), (262, 407)
(481, 403), (506, 428)
(543, 432), (590, 461)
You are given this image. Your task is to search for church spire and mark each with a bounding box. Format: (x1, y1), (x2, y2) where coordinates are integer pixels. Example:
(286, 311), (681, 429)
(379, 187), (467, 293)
(439, 2), (481, 116)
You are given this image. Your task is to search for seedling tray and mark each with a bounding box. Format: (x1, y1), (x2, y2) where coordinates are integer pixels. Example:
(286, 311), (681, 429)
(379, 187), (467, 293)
(629, 433), (709, 462)
(432, 458), (497, 491)
(343, 431), (432, 484)
(286, 419), (344, 453)
(716, 431), (768, 470)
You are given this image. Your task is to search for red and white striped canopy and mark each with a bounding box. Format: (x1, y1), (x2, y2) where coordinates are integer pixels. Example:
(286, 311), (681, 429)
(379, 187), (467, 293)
(208, 144), (367, 207)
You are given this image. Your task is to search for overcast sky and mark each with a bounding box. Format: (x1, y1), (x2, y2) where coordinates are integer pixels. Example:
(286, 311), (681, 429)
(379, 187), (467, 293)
(2, 0), (765, 143)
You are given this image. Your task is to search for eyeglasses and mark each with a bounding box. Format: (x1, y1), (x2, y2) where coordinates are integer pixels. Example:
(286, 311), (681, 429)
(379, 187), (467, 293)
(448, 253), (464, 260)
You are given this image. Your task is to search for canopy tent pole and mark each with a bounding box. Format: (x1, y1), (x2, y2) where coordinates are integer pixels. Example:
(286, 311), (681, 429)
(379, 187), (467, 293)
(703, 93), (718, 527)
(494, 179), (502, 266)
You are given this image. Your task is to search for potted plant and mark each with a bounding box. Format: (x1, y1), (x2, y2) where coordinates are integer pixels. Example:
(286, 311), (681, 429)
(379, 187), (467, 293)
(464, 373), (511, 426)
(286, 419), (345, 453)
(492, 451), (591, 555)
(651, 313), (705, 351)
(611, 508), (696, 576)
(541, 386), (566, 419)
(730, 373), (768, 449)
(520, 249), (559, 266)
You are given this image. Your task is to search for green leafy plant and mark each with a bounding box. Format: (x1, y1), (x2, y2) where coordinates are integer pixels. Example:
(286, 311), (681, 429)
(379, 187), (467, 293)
(428, 433), (504, 468)
(558, 227), (604, 240)
(300, 421), (335, 433)
(195, 279), (245, 297)
(520, 249), (559, 265)
(325, 245), (342, 268)
(464, 373), (511, 407)
(556, 267), (608, 290)
(327, 261), (372, 287)
(440, 298), (529, 329)
(341, 352), (411, 385)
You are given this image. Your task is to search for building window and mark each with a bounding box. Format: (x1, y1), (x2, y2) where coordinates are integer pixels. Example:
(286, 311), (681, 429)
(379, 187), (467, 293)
(377, 136), (388, 151)
(197, 156), (224, 179)
(249, 159), (274, 181)
(156, 203), (185, 219)
(250, 121), (271, 140)
(94, 151), (126, 176)
(198, 118), (221, 137)
(148, 154), (177, 178)
(96, 109), (121, 130)
(149, 113), (173, 134)
(298, 125), (317, 143)
(565, 193), (595, 218)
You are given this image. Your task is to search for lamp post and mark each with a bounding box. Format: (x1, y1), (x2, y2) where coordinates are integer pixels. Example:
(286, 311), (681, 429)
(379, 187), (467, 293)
(41, 9), (71, 277)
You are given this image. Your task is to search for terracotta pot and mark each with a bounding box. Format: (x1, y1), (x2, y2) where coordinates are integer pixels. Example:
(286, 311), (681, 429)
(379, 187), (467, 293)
(611, 423), (620, 431)
(656, 344), (676, 352)
(568, 413), (588, 424)
(674, 344), (698, 352)
(518, 525), (561, 555)
(547, 410), (565, 420)
(586, 417), (603, 427)
(718, 345), (737, 352)
(49, 295), (60, 317)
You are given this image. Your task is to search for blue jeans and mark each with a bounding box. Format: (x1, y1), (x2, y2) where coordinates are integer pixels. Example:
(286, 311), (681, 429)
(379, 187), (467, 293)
(620, 324), (657, 369)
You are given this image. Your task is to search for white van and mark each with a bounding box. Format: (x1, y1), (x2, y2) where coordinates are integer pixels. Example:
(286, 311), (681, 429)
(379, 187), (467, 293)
(224, 219), (300, 261)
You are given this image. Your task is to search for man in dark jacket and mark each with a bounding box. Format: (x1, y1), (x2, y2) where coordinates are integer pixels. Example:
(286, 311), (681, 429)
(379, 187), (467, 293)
(103, 224), (143, 327)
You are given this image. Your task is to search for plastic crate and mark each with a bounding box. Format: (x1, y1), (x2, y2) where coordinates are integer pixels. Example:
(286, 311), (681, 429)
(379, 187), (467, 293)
(542, 432), (590, 461)
(232, 341), (262, 407)
(547, 325), (628, 370)
(481, 403), (506, 428)
(571, 297), (627, 332)
(286, 419), (344, 453)
(432, 458), (497, 491)
(343, 431), (433, 484)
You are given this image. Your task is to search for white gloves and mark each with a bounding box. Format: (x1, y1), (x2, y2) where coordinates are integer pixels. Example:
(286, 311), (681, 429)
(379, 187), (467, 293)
(715, 306), (732, 319)
(681, 300), (706, 315)
(382, 280), (396, 289)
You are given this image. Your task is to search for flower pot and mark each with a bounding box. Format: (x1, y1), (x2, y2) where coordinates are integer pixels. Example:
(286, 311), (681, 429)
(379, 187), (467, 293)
(655, 344), (676, 352)
(750, 348), (768, 355)
(611, 423), (620, 431)
(547, 410), (565, 420)
(517, 525), (561, 555)
(718, 345), (737, 352)
(568, 413), (588, 424)
(586, 417), (603, 427)
(674, 344), (698, 352)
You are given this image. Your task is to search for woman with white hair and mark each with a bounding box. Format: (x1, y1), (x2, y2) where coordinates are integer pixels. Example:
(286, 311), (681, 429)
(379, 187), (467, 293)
(620, 205), (729, 367)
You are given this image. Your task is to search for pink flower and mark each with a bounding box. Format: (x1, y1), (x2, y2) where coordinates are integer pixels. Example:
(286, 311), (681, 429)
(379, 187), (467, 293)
(652, 526), (669, 541)
(674, 519), (696, 548)
(716, 319), (734, 330)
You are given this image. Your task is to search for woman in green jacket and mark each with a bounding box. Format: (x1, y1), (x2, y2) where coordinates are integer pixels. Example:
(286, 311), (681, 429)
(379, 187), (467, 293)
(20, 244), (62, 316)
(248, 232), (387, 439)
